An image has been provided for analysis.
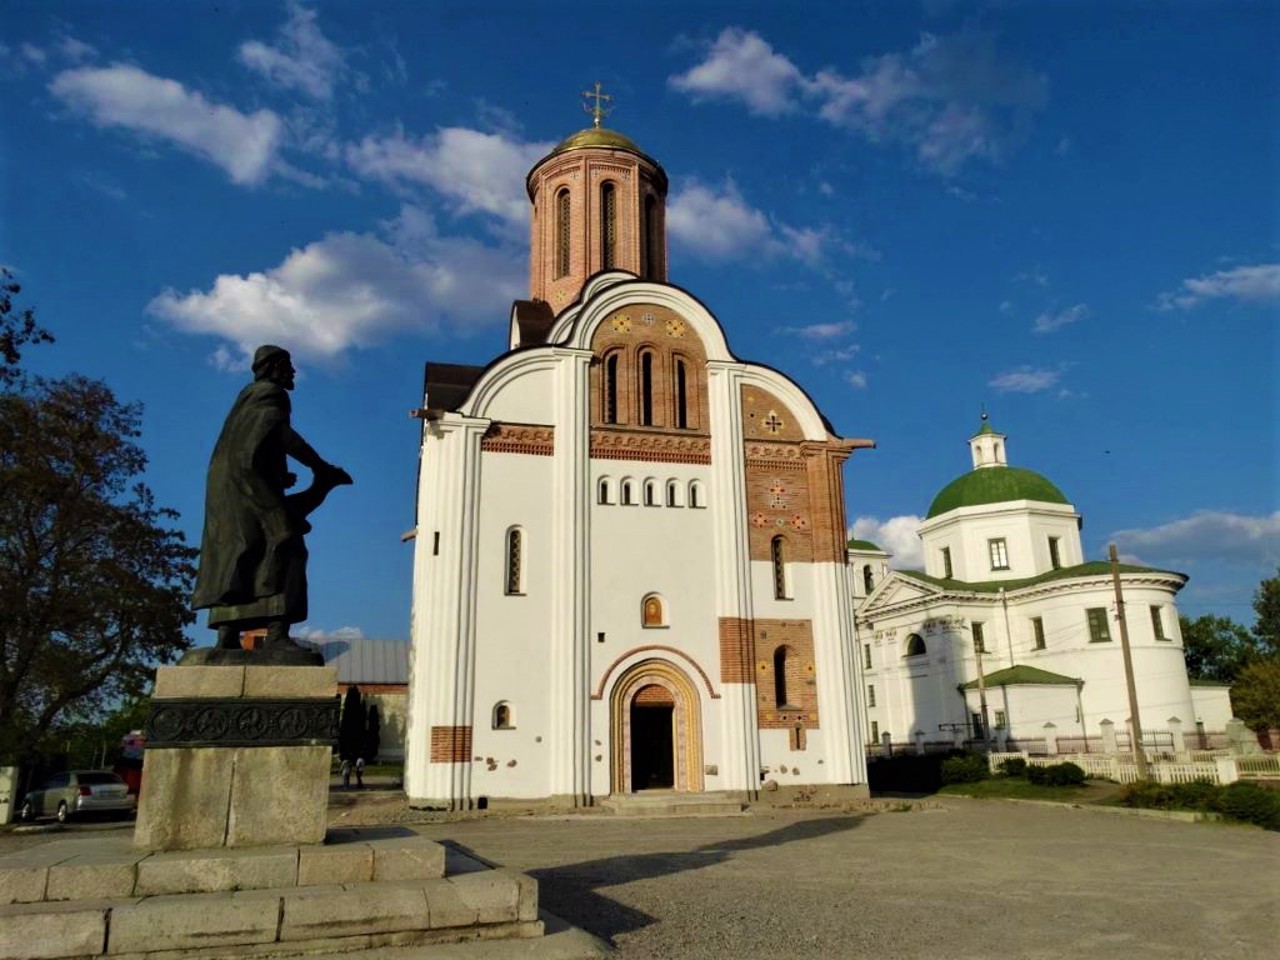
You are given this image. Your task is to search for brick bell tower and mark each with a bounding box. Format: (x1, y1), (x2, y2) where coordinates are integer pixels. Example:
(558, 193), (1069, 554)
(526, 83), (669, 312)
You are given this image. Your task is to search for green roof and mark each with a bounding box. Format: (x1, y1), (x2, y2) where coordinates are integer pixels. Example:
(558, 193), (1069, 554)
(927, 466), (1069, 518)
(963, 665), (1081, 690)
(973, 420), (997, 437)
(1189, 679), (1232, 688)
(897, 560), (1186, 594)
(846, 538), (884, 552)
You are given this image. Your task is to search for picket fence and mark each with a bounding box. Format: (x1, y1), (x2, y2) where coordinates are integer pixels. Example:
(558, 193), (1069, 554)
(987, 750), (1280, 785)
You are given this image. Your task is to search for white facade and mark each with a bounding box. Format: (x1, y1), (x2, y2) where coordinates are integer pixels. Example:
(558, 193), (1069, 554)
(405, 274), (872, 808)
(854, 421), (1223, 748)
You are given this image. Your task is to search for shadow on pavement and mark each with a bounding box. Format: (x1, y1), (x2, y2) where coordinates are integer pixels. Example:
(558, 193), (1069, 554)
(524, 814), (866, 944)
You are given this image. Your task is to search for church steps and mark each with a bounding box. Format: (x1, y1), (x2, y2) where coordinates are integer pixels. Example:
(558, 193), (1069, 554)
(597, 791), (746, 817)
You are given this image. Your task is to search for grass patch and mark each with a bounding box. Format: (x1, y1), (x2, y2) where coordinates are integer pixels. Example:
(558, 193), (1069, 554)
(939, 777), (1123, 804)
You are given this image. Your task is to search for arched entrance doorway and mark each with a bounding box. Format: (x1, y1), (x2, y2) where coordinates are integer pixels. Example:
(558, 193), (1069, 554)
(610, 659), (704, 794)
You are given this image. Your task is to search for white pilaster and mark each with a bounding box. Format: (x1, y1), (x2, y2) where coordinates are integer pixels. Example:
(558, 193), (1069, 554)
(706, 362), (760, 794)
(812, 560), (866, 784)
(404, 413), (487, 807)
(548, 348), (593, 803)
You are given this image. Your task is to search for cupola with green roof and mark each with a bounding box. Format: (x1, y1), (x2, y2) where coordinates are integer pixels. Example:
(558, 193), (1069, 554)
(525, 84), (668, 310)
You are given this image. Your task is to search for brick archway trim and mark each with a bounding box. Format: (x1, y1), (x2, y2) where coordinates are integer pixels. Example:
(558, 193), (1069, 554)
(592, 645), (721, 701)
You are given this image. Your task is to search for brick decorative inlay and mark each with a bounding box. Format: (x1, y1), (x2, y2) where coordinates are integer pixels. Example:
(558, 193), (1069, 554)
(634, 684), (676, 706)
(592, 645), (720, 700)
(754, 619), (820, 730)
(742, 385), (805, 442)
(746, 453), (815, 563)
(480, 422), (554, 456)
(429, 725), (473, 763)
(590, 428), (712, 464)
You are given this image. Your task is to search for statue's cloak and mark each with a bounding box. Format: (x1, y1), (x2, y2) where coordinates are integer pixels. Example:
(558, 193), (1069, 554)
(192, 379), (306, 623)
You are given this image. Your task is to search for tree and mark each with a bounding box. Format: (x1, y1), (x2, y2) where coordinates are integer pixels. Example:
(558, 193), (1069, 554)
(338, 685), (364, 761)
(364, 702), (381, 763)
(0, 282), (196, 761)
(1179, 614), (1258, 683)
(1251, 567), (1280, 657)
(1231, 659), (1280, 733)
(1, 267), (54, 387)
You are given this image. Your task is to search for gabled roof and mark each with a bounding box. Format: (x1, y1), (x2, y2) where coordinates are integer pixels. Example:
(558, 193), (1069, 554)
(895, 560), (1185, 594)
(424, 362), (485, 412)
(963, 665), (1081, 689)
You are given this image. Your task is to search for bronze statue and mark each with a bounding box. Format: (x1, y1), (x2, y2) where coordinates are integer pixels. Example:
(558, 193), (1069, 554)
(189, 345), (352, 663)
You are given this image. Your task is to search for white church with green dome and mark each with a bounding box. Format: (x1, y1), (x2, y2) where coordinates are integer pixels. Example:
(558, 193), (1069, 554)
(851, 416), (1232, 751)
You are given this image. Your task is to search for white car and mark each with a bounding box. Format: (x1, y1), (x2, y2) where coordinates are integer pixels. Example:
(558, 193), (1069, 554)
(20, 770), (136, 823)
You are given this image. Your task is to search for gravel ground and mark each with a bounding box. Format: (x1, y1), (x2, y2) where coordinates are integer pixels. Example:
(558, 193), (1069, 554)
(5, 796), (1274, 959)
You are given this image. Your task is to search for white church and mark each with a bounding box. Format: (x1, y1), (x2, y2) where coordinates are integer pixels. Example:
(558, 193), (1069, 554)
(403, 116), (875, 808)
(850, 418), (1233, 752)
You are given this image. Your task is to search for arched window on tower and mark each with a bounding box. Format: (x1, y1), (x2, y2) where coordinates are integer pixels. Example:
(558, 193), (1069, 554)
(603, 352), (619, 424)
(674, 358), (689, 429)
(601, 182), (617, 269)
(555, 189), (571, 279)
(639, 351), (654, 426)
(905, 634), (926, 657)
(644, 194), (659, 279)
(773, 645), (794, 708)
(772, 536), (790, 600)
(863, 565), (874, 594)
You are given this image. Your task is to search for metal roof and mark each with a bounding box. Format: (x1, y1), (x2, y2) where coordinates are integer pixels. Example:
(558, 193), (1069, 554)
(303, 637), (409, 685)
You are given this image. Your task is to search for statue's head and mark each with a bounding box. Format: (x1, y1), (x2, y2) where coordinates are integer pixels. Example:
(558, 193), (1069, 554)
(252, 345), (296, 390)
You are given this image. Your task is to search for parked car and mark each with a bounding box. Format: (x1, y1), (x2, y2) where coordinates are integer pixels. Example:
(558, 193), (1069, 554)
(20, 770), (136, 823)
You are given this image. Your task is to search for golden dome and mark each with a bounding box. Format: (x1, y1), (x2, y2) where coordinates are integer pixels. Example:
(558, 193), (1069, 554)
(548, 126), (644, 156)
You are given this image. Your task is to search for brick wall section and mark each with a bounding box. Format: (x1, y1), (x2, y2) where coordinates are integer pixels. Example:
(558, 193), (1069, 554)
(634, 684), (676, 706)
(754, 619), (820, 730)
(718, 617), (756, 684)
(803, 443), (854, 564)
(527, 149), (667, 310)
(741, 385), (805, 442)
(480, 422), (555, 456)
(429, 725), (473, 763)
(589, 303), (710, 433)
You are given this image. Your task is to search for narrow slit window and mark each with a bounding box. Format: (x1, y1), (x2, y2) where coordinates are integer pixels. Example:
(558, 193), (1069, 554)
(1032, 616), (1046, 650)
(666, 480), (680, 507)
(862, 565), (874, 594)
(972, 621), (986, 654)
(1150, 605), (1169, 641)
(505, 528), (523, 595)
(1048, 536), (1062, 570)
(941, 546), (953, 579)
(773, 646), (792, 707)
(674, 359), (688, 429)
(604, 353), (618, 424)
(772, 536), (789, 600)
(621, 480), (634, 506)
(689, 481), (704, 508)
(643, 480), (657, 506)
(597, 478), (613, 505)
(601, 182), (616, 269)
(640, 352), (654, 425)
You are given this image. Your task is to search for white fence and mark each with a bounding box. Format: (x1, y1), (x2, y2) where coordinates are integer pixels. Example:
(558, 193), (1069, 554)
(987, 751), (1279, 785)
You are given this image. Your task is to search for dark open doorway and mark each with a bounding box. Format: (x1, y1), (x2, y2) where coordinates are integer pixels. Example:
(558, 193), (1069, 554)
(630, 698), (675, 790)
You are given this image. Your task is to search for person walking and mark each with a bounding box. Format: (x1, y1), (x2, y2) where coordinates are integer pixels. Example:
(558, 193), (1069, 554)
(340, 758), (351, 790)
(354, 756), (365, 790)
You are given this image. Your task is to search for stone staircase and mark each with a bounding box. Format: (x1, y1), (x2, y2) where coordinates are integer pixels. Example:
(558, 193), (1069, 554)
(597, 791), (746, 818)
(0, 828), (608, 960)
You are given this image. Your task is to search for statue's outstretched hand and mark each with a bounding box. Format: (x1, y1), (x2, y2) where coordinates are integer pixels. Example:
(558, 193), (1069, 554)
(320, 463), (354, 487)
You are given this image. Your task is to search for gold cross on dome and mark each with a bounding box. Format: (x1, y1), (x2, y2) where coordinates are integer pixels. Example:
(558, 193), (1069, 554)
(582, 81), (613, 128)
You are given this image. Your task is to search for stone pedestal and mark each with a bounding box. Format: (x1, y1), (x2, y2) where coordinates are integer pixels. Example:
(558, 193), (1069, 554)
(134, 665), (338, 851)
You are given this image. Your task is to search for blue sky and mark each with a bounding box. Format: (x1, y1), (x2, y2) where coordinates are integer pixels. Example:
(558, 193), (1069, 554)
(2, 0), (1276, 641)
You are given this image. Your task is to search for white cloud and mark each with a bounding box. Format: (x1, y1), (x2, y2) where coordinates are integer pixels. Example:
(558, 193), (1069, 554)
(296, 624), (365, 642)
(667, 179), (838, 264)
(50, 64), (283, 185)
(347, 127), (551, 228)
(668, 27), (807, 116)
(238, 0), (346, 100)
(21, 42), (47, 65)
(843, 370), (869, 389)
(673, 29), (1046, 175)
(1111, 511), (1280, 569)
(59, 37), (97, 63)
(989, 366), (1060, 393)
(1033, 302), (1089, 334)
(148, 205), (523, 364)
(1156, 263), (1280, 310)
(782, 320), (855, 340)
(811, 345), (862, 366)
(849, 515), (924, 568)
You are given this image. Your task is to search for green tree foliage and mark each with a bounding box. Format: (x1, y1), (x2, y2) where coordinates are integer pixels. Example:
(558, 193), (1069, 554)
(339, 685), (364, 761)
(364, 702), (381, 763)
(1231, 659), (1280, 733)
(1251, 567), (1280, 657)
(0, 283), (196, 762)
(1179, 614), (1257, 683)
(1, 268), (54, 387)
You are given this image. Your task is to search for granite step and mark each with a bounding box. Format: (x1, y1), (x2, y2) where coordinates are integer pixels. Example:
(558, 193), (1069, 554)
(598, 791), (746, 817)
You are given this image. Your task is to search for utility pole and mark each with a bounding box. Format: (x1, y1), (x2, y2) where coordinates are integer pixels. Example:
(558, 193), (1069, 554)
(1109, 543), (1150, 780)
(973, 625), (992, 753)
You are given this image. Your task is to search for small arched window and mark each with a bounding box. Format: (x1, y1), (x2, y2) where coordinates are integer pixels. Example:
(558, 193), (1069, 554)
(603, 352), (619, 424)
(555, 189), (571, 279)
(639, 351), (654, 426)
(643, 479), (657, 506)
(772, 536), (789, 600)
(505, 527), (524, 595)
(773, 645), (794, 708)
(597, 477), (613, 505)
(642, 594), (666, 627)
(904, 634), (926, 657)
(666, 480), (681, 507)
(674, 358), (689, 429)
(621, 479), (635, 506)
(493, 701), (514, 730)
(688, 480), (705, 509)
(601, 182), (616, 269)
(863, 565), (874, 594)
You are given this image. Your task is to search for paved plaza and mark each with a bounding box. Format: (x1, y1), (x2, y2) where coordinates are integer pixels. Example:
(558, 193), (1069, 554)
(5, 798), (1275, 959)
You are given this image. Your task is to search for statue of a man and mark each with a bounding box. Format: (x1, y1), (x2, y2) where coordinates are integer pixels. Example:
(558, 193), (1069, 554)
(192, 345), (352, 657)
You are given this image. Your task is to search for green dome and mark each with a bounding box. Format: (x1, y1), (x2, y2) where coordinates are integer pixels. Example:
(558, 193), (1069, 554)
(926, 467), (1069, 519)
(846, 538), (884, 552)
